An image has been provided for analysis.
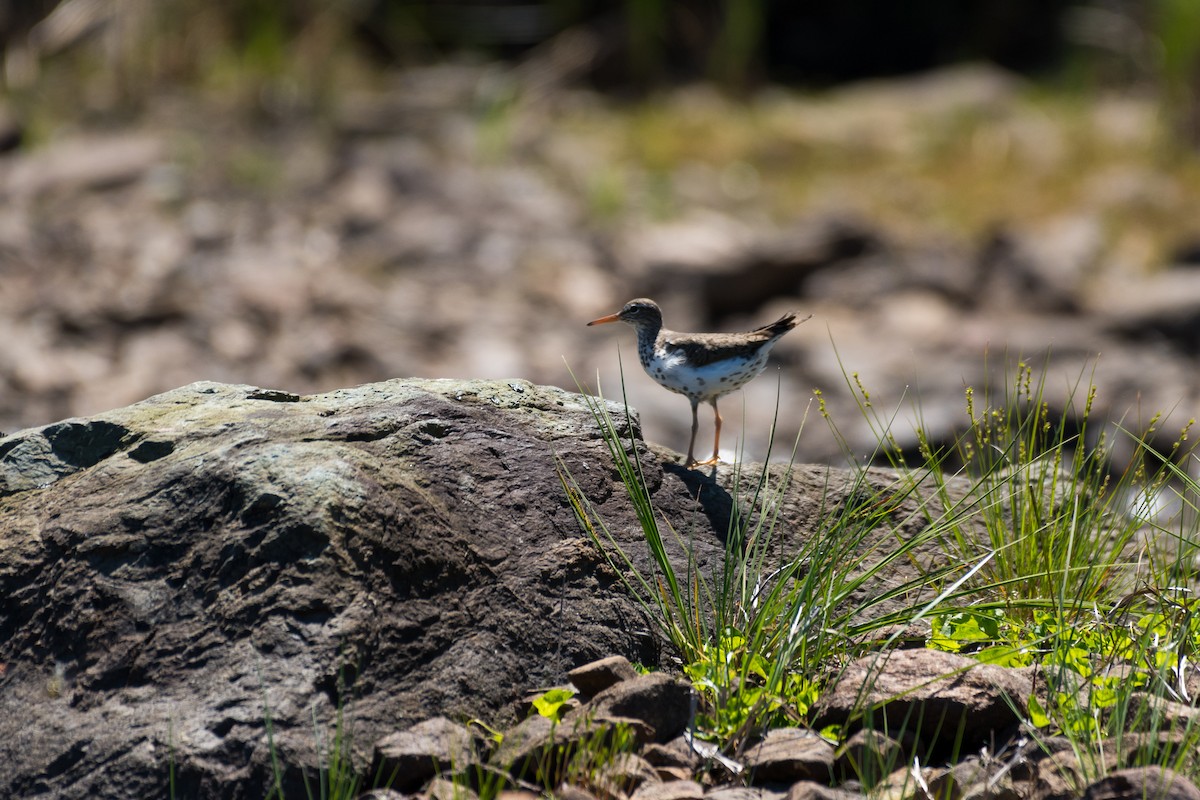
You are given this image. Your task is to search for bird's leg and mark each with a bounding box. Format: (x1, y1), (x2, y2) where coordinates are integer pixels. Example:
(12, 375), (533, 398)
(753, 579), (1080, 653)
(711, 399), (722, 462)
(693, 398), (722, 467)
(684, 399), (702, 467)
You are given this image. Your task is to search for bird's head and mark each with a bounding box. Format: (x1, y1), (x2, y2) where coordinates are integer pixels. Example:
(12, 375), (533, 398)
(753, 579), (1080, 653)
(587, 298), (663, 332)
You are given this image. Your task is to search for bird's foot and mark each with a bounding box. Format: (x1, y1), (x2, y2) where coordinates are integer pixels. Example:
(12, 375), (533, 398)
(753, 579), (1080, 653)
(685, 456), (720, 469)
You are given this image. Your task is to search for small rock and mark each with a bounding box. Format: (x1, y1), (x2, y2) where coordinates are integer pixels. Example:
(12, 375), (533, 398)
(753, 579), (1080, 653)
(785, 781), (867, 800)
(742, 727), (835, 784)
(642, 735), (702, 770)
(924, 767), (966, 800)
(372, 716), (480, 792)
(5, 133), (165, 196)
(706, 786), (788, 800)
(872, 765), (952, 800)
(556, 785), (602, 800)
(594, 752), (661, 796)
(1082, 767), (1200, 800)
(1118, 695), (1200, 734)
(975, 227), (1082, 313)
(709, 216), (876, 316)
(1108, 730), (1198, 766)
(813, 649), (1029, 754)
(834, 729), (914, 786)
(1002, 744), (1086, 800)
(569, 655), (640, 697)
(332, 164), (394, 233)
(493, 711), (651, 785)
(942, 755), (992, 800)
(632, 779), (706, 800)
(652, 766), (695, 782)
(628, 212), (755, 275)
(425, 776), (479, 800)
(577, 672), (693, 744)
(489, 713), (556, 778)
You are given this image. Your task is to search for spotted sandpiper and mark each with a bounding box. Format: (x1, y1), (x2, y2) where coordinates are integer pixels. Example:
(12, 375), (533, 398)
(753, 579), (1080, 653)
(588, 298), (809, 468)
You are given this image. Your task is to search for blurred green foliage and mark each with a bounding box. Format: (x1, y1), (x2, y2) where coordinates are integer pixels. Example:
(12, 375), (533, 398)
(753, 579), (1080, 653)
(0, 1), (1193, 104)
(5, 0), (1200, 175)
(1154, 0), (1200, 144)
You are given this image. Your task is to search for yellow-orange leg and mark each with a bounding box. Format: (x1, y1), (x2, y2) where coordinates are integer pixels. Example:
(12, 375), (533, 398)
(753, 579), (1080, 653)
(685, 398), (722, 468)
(710, 399), (723, 463)
(692, 398), (721, 467)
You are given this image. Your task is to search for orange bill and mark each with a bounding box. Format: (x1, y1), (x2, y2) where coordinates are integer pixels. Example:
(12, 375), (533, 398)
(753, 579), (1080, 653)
(587, 312), (621, 326)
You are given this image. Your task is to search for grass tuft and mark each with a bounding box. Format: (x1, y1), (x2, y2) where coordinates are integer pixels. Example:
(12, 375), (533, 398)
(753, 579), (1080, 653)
(559, 352), (1200, 789)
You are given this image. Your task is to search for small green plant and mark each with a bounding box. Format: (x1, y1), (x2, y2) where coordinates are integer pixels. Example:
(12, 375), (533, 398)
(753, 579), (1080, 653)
(531, 688), (577, 722)
(928, 581), (1200, 778)
(682, 627), (819, 742)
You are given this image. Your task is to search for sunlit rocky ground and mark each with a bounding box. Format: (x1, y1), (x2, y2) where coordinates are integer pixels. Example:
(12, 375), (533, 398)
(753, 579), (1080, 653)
(4, 59), (1200, 466)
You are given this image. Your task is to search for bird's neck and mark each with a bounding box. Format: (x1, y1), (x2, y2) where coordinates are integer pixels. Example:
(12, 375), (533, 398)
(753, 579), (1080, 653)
(632, 322), (663, 362)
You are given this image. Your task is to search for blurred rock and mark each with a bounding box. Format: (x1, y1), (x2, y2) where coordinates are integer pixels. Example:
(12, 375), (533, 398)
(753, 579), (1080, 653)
(0, 62), (1198, 474)
(0, 103), (22, 153)
(629, 214), (877, 322)
(3, 133), (164, 196)
(975, 226), (1083, 313)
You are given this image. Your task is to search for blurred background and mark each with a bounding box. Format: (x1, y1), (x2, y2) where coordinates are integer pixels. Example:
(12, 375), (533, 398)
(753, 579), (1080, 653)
(2, 0), (1200, 466)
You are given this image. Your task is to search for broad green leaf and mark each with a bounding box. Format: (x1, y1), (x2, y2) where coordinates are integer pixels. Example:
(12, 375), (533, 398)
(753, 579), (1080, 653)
(1028, 694), (1051, 728)
(532, 687), (576, 721)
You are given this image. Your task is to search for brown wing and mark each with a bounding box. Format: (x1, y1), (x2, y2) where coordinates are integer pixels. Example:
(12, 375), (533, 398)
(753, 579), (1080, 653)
(660, 312), (808, 368)
(661, 338), (758, 367)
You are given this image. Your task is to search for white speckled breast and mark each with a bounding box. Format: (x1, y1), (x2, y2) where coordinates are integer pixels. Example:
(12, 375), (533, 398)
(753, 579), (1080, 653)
(641, 346), (771, 401)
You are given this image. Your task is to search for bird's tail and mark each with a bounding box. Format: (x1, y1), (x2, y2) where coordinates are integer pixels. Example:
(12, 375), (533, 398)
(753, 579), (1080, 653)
(756, 311), (812, 338)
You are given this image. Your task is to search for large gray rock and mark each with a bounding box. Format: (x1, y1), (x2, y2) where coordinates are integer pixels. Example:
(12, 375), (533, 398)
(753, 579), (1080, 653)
(0, 378), (664, 798)
(0, 378), (960, 798)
